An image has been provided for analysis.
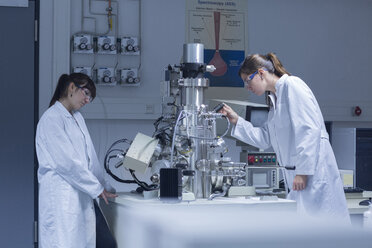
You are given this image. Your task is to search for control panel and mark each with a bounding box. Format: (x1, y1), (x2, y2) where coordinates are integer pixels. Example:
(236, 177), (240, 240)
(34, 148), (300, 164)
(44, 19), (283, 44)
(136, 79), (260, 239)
(96, 67), (117, 86)
(73, 34), (94, 54)
(120, 68), (140, 85)
(240, 152), (277, 166)
(73, 66), (93, 78)
(246, 166), (279, 189)
(97, 36), (117, 54)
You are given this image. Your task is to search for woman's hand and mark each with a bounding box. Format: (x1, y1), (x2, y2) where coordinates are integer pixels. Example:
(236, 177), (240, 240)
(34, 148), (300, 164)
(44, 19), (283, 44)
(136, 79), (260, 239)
(99, 189), (118, 204)
(219, 104), (239, 125)
(292, 175), (307, 191)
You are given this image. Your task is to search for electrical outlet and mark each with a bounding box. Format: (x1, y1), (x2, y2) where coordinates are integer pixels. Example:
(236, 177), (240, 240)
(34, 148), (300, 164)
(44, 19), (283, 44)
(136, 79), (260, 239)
(145, 104), (154, 114)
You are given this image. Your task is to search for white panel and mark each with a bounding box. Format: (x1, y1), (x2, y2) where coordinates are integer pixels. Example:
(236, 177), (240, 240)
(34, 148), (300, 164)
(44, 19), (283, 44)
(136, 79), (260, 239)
(246, 0), (372, 122)
(123, 133), (159, 173)
(321, 102), (372, 122)
(80, 96), (161, 119)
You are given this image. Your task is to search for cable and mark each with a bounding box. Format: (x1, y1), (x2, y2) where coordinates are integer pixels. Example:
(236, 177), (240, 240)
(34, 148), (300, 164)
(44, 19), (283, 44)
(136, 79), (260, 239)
(104, 138), (158, 191)
(170, 110), (187, 165)
(104, 138), (134, 183)
(129, 169), (158, 191)
(104, 147), (136, 184)
(220, 115), (230, 138)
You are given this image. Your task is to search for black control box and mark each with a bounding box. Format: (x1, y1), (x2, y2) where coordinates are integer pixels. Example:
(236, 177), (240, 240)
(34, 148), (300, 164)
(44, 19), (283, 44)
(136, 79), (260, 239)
(159, 168), (182, 202)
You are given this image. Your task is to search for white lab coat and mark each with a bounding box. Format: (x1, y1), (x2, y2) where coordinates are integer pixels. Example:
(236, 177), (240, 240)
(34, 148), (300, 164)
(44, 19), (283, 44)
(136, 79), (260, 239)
(36, 101), (111, 248)
(232, 74), (350, 222)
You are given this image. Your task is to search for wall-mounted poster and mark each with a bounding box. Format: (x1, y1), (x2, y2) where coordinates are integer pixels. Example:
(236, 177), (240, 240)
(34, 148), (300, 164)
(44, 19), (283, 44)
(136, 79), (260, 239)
(186, 0), (247, 87)
(0, 0), (28, 7)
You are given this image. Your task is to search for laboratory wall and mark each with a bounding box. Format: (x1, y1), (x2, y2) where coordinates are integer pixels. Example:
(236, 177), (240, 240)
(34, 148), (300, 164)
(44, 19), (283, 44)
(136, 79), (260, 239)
(39, 0), (372, 191)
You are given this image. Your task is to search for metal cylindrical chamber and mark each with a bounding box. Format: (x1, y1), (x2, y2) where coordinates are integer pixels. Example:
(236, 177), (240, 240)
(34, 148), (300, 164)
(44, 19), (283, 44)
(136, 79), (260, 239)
(185, 87), (203, 108)
(180, 78), (209, 108)
(183, 43), (204, 63)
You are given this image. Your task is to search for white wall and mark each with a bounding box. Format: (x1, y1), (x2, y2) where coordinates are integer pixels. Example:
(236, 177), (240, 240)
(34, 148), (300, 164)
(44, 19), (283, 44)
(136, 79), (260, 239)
(39, 0), (372, 191)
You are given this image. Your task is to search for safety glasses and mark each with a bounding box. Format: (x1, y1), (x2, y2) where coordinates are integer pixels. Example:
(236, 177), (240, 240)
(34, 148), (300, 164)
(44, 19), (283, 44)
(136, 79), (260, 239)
(244, 68), (267, 85)
(75, 84), (93, 102)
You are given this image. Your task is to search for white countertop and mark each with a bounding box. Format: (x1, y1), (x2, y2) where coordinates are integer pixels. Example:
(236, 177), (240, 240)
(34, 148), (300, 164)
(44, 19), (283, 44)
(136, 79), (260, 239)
(110, 192), (296, 211)
(345, 192), (371, 214)
(101, 192), (372, 248)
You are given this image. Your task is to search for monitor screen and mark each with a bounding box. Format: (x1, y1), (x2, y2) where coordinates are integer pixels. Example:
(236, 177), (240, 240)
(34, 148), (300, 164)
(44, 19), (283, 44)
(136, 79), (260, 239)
(248, 108), (269, 127)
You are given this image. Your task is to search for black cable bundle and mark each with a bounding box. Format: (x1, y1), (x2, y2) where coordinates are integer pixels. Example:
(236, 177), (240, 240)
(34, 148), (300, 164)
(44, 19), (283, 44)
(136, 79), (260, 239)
(104, 138), (158, 191)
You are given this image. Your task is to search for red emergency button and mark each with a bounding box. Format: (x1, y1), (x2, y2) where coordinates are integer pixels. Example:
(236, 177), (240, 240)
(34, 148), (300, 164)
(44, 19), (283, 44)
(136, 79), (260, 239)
(248, 155), (255, 165)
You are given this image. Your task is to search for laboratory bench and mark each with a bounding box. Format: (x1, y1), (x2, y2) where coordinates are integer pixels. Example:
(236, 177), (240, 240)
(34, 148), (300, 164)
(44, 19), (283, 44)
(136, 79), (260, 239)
(99, 192), (372, 248)
(345, 191), (372, 227)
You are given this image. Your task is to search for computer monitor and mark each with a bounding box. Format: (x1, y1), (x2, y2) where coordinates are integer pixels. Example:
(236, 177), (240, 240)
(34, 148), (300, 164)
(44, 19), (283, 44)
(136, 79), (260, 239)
(356, 129), (372, 191)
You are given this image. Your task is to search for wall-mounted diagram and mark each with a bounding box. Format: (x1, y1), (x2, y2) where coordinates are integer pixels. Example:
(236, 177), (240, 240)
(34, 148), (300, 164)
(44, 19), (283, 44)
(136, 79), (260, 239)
(186, 0), (247, 87)
(209, 11), (228, 77)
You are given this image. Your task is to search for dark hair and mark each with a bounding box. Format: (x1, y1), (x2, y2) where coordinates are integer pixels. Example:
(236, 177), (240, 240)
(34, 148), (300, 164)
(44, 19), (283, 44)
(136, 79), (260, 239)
(238, 53), (291, 78)
(49, 73), (96, 107)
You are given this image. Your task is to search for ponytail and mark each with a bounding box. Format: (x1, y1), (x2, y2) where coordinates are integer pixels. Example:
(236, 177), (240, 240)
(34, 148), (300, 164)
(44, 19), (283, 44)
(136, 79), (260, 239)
(49, 73), (96, 107)
(239, 52), (291, 78)
(265, 53), (291, 77)
(49, 74), (71, 107)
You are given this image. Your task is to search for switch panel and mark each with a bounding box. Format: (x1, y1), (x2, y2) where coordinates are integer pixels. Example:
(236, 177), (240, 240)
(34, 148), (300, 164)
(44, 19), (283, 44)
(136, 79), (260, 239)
(73, 34), (93, 54)
(241, 152), (278, 166)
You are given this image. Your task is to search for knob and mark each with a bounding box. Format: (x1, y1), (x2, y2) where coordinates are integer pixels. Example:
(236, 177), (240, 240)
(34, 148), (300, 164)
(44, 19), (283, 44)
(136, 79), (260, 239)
(102, 43), (110, 50)
(110, 44), (116, 51)
(79, 43), (87, 50)
(248, 155), (255, 165)
(126, 44), (133, 52)
(127, 77), (134, 83)
(103, 76), (110, 83)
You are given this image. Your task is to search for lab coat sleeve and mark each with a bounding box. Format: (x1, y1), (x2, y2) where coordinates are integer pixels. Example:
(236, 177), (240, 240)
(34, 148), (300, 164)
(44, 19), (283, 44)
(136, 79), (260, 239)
(286, 78), (322, 175)
(231, 116), (271, 150)
(37, 116), (104, 199)
(87, 137), (116, 193)
(76, 113), (116, 193)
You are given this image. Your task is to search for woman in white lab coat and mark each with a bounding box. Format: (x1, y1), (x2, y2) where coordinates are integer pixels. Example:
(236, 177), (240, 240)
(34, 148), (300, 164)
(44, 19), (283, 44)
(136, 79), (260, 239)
(220, 53), (350, 222)
(36, 73), (117, 247)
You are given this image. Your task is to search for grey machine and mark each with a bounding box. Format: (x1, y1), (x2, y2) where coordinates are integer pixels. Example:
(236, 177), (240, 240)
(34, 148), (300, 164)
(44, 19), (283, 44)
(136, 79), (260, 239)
(107, 43), (258, 199)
